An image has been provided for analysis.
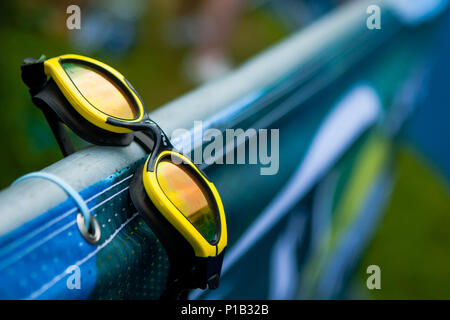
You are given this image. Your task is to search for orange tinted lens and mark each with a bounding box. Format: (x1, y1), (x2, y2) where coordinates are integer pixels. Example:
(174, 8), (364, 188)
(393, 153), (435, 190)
(62, 61), (138, 120)
(156, 160), (218, 243)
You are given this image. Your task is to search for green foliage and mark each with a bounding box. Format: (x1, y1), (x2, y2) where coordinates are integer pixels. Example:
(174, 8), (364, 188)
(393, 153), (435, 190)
(355, 146), (450, 299)
(0, 2), (288, 189)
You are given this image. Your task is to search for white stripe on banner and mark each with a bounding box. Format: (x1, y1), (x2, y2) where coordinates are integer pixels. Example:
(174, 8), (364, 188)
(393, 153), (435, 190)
(268, 212), (307, 300)
(191, 83), (382, 299)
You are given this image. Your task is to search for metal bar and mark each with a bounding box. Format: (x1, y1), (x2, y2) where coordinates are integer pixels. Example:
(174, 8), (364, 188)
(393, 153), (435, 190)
(0, 0), (394, 236)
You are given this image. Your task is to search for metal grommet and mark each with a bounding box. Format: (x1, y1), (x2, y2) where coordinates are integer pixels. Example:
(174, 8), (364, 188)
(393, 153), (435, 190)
(77, 213), (101, 244)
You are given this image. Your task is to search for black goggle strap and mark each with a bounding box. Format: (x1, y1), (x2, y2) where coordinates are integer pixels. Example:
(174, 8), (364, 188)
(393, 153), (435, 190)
(21, 57), (75, 156)
(197, 250), (226, 290)
(41, 106), (76, 157)
(106, 117), (174, 170)
(133, 132), (155, 154)
(162, 249), (226, 300)
(35, 96), (157, 158)
(29, 80), (76, 157)
(142, 120), (173, 172)
(21, 57), (47, 94)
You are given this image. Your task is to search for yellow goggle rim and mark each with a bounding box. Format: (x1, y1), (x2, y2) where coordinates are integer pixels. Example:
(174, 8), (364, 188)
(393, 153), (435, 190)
(143, 150), (227, 258)
(43, 54), (145, 134)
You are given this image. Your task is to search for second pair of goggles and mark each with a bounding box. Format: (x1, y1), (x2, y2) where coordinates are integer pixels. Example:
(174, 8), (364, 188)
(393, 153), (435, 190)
(21, 54), (227, 296)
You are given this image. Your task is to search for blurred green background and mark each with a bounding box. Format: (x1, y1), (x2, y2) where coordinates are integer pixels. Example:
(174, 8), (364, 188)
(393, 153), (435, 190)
(0, 0), (288, 188)
(353, 146), (450, 299)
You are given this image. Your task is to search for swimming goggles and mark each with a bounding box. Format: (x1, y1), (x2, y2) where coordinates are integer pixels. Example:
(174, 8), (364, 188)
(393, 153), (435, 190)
(21, 54), (227, 298)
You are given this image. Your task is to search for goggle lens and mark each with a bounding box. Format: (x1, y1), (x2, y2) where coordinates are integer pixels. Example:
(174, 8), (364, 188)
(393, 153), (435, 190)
(62, 61), (138, 120)
(156, 160), (218, 243)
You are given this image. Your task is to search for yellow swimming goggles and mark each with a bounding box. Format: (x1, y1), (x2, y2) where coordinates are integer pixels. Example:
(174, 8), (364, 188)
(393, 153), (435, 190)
(21, 54), (227, 298)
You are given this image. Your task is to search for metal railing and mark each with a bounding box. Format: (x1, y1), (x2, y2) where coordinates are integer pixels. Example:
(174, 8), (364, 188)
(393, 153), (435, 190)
(0, 0), (390, 234)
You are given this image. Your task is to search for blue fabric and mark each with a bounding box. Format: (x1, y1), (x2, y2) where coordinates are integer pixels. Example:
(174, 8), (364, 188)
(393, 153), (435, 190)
(0, 164), (149, 299)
